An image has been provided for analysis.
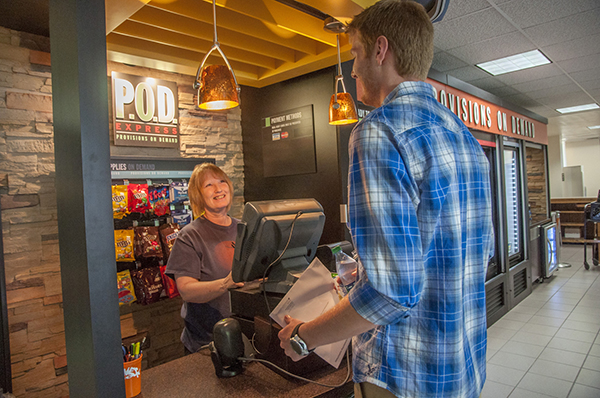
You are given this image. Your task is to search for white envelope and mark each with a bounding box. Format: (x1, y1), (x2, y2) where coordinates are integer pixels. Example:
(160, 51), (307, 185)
(270, 258), (350, 368)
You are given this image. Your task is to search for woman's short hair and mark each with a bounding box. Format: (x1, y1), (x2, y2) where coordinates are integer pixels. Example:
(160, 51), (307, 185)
(188, 163), (234, 217)
(347, 0), (434, 81)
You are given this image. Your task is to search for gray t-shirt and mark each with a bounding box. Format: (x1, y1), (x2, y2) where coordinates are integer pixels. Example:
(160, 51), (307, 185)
(165, 216), (238, 352)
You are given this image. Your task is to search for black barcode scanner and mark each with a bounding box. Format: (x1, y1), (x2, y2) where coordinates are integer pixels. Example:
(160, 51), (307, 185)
(209, 318), (244, 377)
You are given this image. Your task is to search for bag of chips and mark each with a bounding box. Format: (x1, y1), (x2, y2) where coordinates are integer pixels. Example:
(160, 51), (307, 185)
(112, 185), (129, 219)
(115, 229), (135, 262)
(160, 264), (180, 299)
(134, 226), (163, 259)
(128, 184), (151, 214)
(116, 270), (137, 305)
(149, 184), (170, 217)
(169, 181), (188, 205)
(159, 223), (181, 261)
(131, 267), (164, 305)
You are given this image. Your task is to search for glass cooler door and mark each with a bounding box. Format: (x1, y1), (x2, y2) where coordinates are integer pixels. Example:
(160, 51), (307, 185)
(504, 146), (524, 267)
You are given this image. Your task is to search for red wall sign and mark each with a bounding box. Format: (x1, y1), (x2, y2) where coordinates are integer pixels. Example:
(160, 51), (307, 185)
(427, 78), (548, 145)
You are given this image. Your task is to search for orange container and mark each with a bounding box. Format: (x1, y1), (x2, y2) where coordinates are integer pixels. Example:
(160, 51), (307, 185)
(123, 354), (142, 398)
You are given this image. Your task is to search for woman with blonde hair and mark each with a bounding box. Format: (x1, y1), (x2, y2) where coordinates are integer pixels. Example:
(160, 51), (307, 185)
(166, 163), (243, 353)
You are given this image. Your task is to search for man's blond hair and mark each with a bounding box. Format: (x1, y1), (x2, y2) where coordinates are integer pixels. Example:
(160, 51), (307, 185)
(347, 0), (434, 81)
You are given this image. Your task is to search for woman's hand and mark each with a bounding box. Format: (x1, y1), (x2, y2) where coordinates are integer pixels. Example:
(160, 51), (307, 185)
(221, 271), (244, 291)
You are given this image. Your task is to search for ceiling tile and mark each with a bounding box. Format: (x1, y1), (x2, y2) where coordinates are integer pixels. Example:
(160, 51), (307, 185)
(442, 0), (491, 21)
(556, 53), (600, 74)
(503, 93), (542, 109)
(493, 63), (563, 86)
(433, 8), (516, 50)
(498, 0), (600, 29)
(468, 76), (508, 91)
(570, 67), (600, 85)
(543, 32), (600, 62)
(524, 9), (600, 47)
(432, 50), (468, 72)
(515, 75), (574, 93)
(447, 31), (534, 64)
(444, 65), (491, 82)
(526, 83), (583, 100)
(536, 91), (595, 108)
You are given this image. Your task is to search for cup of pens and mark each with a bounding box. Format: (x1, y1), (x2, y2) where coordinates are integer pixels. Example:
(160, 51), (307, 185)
(123, 339), (144, 398)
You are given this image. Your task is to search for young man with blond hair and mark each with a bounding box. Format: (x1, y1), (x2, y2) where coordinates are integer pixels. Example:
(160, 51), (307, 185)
(278, 1), (494, 397)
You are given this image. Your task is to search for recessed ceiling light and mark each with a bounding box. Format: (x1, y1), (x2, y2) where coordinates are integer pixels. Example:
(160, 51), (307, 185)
(556, 103), (600, 114)
(476, 50), (551, 76)
(588, 125), (600, 130)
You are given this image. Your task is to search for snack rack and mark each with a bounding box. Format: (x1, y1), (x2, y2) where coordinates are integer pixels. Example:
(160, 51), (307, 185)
(111, 157), (214, 303)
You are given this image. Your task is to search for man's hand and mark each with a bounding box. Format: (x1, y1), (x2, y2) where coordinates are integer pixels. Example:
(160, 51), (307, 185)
(278, 315), (306, 362)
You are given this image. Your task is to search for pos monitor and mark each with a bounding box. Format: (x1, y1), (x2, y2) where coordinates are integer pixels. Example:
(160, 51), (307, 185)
(231, 198), (325, 293)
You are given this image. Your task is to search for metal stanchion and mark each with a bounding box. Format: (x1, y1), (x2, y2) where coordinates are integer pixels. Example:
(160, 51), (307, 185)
(552, 211), (572, 268)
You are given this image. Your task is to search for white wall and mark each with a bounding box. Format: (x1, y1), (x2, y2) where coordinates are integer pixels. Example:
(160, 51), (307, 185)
(564, 139), (600, 198)
(547, 135), (563, 198)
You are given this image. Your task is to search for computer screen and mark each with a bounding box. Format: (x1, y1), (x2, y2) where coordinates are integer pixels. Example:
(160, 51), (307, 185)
(231, 198), (326, 293)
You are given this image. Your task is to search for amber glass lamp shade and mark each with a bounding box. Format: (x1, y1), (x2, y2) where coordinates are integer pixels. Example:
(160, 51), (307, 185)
(197, 64), (239, 110)
(329, 92), (358, 125)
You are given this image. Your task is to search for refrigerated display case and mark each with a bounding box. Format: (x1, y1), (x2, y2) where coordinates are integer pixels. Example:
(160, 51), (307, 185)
(503, 145), (524, 267)
(541, 222), (559, 278)
(482, 144), (500, 282)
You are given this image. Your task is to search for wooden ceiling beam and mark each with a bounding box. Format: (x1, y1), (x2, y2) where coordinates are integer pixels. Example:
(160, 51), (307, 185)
(106, 33), (262, 80)
(130, 6), (296, 63)
(147, 1), (320, 56)
(113, 20), (279, 70)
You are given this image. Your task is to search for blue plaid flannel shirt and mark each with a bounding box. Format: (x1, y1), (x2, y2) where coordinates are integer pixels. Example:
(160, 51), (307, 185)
(347, 81), (494, 398)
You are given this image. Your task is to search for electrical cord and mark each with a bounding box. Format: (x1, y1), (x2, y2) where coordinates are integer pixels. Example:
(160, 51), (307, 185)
(259, 211), (303, 353)
(237, 348), (352, 388)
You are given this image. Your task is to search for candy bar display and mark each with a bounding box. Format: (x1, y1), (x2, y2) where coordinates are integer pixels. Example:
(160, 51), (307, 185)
(169, 181), (188, 205)
(159, 223), (181, 261)
(134, 226), (163, 259)
(117, 270), (137, 306)
(112, 185), (129, 219)
(112, 175), (193, 307)
(171, 209), (193, 227)
(115, 229), (135, 262)
(131, 267), (164, 305)
(127, 183), (152, 214)
(149, 184), (170, 217)
(160, 264), (179, 299)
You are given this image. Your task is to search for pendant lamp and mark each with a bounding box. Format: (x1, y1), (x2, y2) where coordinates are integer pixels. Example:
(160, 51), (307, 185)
(193, 0), (240, 110)
(325, 19), (358, 126)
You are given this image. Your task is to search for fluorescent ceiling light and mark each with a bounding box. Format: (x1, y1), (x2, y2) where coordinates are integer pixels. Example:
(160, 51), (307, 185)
(588, 125), (600, 130)
(476, 50), (551, 75)
(556, 103), (600, 114)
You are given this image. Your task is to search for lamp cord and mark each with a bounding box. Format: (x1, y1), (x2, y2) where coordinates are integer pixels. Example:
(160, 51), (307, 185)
(212, 0), (218, 44)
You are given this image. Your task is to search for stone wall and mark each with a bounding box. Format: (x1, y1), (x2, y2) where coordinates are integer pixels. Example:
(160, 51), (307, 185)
(526, 146), (548, 224)
(1, 27), (244, 397)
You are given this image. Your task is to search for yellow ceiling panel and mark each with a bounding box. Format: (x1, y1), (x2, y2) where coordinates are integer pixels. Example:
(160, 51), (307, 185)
(129, 6), (297, 63)
(105, 0), (366, 87)
(113, 20), (279, 70)
(147, 1), (319, 55)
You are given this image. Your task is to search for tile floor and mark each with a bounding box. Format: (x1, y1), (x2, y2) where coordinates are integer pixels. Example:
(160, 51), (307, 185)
(481, 244), (600, 398)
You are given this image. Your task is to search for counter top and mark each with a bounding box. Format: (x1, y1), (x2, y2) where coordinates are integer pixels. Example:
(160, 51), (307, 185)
(139, 349), (353, 398)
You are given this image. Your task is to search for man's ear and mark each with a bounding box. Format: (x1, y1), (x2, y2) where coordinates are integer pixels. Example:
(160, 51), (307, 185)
(374, 36), (389, 66)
